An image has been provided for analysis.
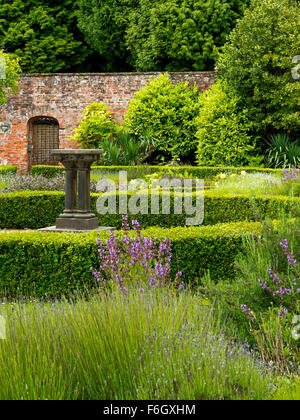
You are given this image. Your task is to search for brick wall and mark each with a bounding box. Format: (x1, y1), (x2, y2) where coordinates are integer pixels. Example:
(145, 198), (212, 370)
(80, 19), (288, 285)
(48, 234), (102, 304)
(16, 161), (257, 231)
(0, 72), (215, 172)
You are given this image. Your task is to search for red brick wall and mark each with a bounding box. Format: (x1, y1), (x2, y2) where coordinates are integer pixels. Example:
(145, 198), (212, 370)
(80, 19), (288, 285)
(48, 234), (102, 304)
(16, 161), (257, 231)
(0, 72), (215, 172)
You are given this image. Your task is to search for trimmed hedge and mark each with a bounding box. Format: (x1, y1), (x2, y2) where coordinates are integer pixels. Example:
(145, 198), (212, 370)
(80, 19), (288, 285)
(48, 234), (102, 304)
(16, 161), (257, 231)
(0, 165), (17, 175)
(0, 191), (65, 229)
(0, 222), (262, 298)
(0, 190), (298, 230)
(31, 164), (283, 179)
(31, 165), (64, 178)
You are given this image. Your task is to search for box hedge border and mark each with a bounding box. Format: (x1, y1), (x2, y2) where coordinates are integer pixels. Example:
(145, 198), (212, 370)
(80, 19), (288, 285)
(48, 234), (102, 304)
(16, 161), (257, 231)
(31, 164), (283, 179)
(31, 165), (64, 178)
(0, 190), (298, 230)
(0, 221), (262, 298)
(0, 165), (17, 175)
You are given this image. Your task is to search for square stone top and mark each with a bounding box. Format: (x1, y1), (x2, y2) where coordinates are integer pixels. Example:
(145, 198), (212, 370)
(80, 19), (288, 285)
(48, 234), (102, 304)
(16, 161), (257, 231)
(51, 149), (104, 165)
(51, 149), (104, 156)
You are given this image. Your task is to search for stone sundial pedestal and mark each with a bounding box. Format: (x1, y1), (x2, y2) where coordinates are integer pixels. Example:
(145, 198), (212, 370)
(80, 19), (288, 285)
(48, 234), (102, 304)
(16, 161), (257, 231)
(40, 149), (115, 233)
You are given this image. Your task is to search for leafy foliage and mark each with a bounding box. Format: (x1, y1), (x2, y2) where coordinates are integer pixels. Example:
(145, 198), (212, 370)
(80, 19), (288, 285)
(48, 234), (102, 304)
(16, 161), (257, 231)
(236, 211), (300, 372)
(0, 188), (298, 231)
(0, 221), (261, 297)
(124, 73), (200, 160)
(126, 0), (249, 71)
(0, 165), (17, 175)
(77, 0), (139, 71)
(70, 102), (153, 164)
(70, 102), (117, 149)
(0, 50), (20, 105)
(196, 81), (255, 166)
(0, 0), (93, 73)
(0, 174), (67, 192)
(0, 288), (272, 400)
(266, 133), (300, 168)
(31, 165), (64, 178)
(101, 129), (153, 166)
(217, 0), (300, 135)
(91, 215), (183, 291)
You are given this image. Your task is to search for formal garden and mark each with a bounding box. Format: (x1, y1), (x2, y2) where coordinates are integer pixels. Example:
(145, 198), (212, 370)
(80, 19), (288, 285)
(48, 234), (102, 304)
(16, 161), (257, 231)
(0, 0), (299, 401)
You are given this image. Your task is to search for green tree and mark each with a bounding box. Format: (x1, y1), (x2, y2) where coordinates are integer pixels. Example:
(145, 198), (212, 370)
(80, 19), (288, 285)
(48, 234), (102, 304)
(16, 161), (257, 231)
(0, 50), (21, 105)
(217, 0), (300, 135)
(70, 102), (117, 149)
(124, 73), (200, 160)
(125, 0), (249, 71)
(0, 0), (94, 73)
(196, 81), (255, 166)
(77, 0), (139, 71)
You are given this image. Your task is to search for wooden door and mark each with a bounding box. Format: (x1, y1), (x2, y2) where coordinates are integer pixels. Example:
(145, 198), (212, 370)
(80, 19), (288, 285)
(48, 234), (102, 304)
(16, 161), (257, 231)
(30, 118), (59, 166)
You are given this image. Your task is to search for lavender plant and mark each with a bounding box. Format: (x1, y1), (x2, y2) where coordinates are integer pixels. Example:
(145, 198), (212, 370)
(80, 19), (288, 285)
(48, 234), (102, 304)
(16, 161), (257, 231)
(0, 174), (98, 193)
(280, 166), (300, 197)
(201, 207), (300, 374)
(241, 239), (299, 320)
(264, 166), (300, 196)
(90, 215), (183, 291)
(238, 234), (300, 373)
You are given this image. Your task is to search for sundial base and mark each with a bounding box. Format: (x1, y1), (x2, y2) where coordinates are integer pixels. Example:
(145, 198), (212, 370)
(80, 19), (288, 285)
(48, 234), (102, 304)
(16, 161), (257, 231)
(38, 226), (116, 233)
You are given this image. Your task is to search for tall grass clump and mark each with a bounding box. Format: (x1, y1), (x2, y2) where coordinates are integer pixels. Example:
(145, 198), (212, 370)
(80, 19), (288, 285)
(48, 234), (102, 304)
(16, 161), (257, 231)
(0, 287), (273, 400)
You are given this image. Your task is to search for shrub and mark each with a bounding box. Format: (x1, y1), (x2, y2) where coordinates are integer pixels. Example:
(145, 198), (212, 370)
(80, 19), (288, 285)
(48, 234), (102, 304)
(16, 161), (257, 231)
(266, 133), (300, 168)
(31, 165), (64, 178)
(0, 165), (17, 175)
(0, 191), (65, 229)
(0, 190), (298, 230)
(272, 376), (300, 400)
(70, 102), (117, 149)
(0, 221), (261, 297)
(124, 73), (200, 160)
(32, 164), (283, 180)
(91, 215), (183, 291)
(0, 174), (66, 193)
(201, 210), (300, 373)
(0, 50), (20, 106)
(125, 0), (250, 72)
(196, 81), (255, 166)
(101, 128), (154, 166)
(217, 0), (300, 136)
(1, 174), (98, 194)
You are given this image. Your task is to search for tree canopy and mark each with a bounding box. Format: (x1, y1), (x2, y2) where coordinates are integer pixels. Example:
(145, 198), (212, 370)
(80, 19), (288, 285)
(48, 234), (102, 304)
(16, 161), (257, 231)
(0, 0), (94, 73)
(77, 0), (139, 72)
(217, 0), (300, 134)
(0, 50), (21, 105)
(76, 0), (249, 72)
(126, 0), (249, 71)
(0, 0), (251, 73)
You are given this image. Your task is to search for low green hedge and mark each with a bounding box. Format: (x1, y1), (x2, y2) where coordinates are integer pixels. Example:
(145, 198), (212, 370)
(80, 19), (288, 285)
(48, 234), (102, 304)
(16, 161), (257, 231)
(31, 165), (64, 178)
(0, 165), (17, 175)
(90, 165), (282, 179)
(94, 190), (298, 229)
(31, 164), (282, 179)
(0, 191), (65, 229)
(0, 221), (262, 297)
(0, 190), (298, 230)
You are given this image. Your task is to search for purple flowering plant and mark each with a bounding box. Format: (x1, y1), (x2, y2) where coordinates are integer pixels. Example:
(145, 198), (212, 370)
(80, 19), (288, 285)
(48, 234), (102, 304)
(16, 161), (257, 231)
(0, 174), (98, 193)
(241, 239), (299, 322)
(264, 166), (300, 197)
(90, 215), (184, 292)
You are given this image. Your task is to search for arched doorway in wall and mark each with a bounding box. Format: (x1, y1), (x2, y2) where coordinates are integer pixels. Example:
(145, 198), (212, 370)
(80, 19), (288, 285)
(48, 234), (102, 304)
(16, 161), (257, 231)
(28, 117), (59, 169)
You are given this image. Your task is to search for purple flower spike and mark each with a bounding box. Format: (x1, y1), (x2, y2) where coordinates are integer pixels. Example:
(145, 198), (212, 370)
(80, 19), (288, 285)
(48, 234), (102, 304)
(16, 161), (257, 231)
(90, 217), (183, 292)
